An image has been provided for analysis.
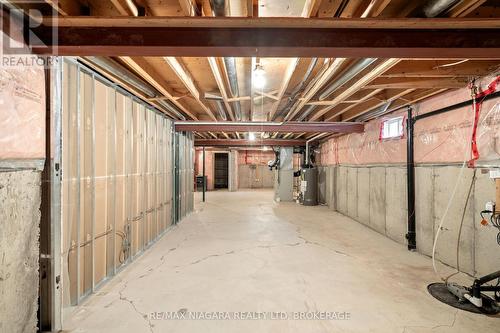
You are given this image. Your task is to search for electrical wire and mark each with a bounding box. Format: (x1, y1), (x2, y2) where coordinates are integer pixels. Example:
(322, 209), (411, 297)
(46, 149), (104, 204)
(431, 85), (479, 281)
(444, 169), (476, 283)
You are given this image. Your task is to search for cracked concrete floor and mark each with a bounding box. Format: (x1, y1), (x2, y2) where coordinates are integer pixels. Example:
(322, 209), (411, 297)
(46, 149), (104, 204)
(63, 190), (499, 333)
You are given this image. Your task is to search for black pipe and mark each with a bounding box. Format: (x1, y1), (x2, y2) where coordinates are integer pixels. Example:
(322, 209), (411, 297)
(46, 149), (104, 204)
(404, 89), (500, 252)
(415, 90), (500, 121)
(406, 106), (417, 250)
(202, 146), (206, 202)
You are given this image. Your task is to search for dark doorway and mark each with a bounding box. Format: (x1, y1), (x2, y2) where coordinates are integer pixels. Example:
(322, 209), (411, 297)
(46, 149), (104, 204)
(214, 153), (229, 189)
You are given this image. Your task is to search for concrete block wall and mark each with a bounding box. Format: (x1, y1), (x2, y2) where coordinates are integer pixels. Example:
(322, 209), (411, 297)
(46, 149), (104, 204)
(324, 164), (499, 277)
(0, 170), (41, 333)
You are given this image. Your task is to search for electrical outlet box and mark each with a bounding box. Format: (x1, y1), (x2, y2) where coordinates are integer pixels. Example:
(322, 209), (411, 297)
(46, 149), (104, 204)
(486, 201), (495, 212)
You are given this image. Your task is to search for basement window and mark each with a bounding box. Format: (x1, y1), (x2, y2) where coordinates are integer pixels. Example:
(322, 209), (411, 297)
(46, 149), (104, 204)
(380, 116), (404, 140)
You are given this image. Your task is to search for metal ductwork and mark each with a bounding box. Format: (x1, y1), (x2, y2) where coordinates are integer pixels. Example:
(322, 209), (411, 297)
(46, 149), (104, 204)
(274, 58), (318, 120)
(288, 58), (376, 121)
(87, 57), (157, 98)
(354, 101), (393, 122)
(210, 0), (226, 16)
(214, 100), (228, 121)
(223, 57), (243, 121)
(211, 0), (242, 121)
(86, 57), (187, 120)
(204, 92), (228, 120)
(157, 99), (186, 120)
(418, 0), (460, 18)
(318, 58), (377, 101)
(297, 104), (316, 122)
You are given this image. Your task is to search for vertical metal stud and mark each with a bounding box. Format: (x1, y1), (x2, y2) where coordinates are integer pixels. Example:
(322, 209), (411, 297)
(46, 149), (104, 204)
(51, 56), (63, 330)
(75, 63), (81, 305)
(112, 88), (117, 276)
(91, 73), (96, 292)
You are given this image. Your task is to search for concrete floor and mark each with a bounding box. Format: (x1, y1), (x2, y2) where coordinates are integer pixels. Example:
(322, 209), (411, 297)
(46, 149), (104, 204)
(64, 190), (499, 333)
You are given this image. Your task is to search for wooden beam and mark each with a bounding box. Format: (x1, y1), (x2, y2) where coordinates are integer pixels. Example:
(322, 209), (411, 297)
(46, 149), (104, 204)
(337, 88), (415, 121)
(110, 0), (138, 16)
(445, 0), (487, 18)
(207, 57), (235, 120)
(254, 89), (279, 101)
(194, 138), (308, 147)
(120, 56), (198, 120)
(227, 96), (251, 102)
(174, 121), (364, 133)
(309, 58), (401, 121)
(31, 17), (500, 58)
(285, 58), (346, 120)
(316, 88), (383, 116)
(44, 0), (81, 16)
(380, 60), (500, 78)
(366, 77), (468, 89)
(307, 89), (383, 106)
(164, 57), (217, 121)
(317, 0), (343, 18)
(178, 0), (198, 16)
(268, 58), (299, 119)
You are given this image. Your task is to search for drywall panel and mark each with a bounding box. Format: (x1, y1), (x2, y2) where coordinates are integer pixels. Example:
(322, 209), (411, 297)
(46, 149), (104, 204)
(369, 167), (386, 234)
(336, 166), (348, 214)
(0, 170), (41, 333)
(415, 167), (435, 256)
(357, 168), (370, 226)
(433, 166), (474, 275)
(385, 167), (407, 244)
(473, 171), (500, 277)
(347, 167), (358, 218)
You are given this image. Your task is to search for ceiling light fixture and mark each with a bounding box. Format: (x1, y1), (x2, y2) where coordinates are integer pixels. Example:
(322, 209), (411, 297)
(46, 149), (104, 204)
(253, 64), (266, 89)
(248, 132), (256, 141)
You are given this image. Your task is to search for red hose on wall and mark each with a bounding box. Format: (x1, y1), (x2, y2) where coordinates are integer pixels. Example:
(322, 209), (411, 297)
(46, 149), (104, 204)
(468, 76), (500, 167)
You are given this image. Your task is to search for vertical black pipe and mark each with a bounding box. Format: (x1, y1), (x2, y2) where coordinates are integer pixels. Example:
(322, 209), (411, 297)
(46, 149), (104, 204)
(202, 146), (206, 202)
(406, 106), (417, 250)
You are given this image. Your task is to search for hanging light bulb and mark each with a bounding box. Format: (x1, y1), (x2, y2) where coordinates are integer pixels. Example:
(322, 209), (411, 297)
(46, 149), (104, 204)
(253, 64), (266, 89)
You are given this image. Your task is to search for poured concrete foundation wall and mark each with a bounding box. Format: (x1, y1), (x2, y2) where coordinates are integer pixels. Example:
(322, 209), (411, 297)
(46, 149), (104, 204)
(318, 80), (500, 277)
(322, 164), (500, 277)
(0, 170), (41, 333)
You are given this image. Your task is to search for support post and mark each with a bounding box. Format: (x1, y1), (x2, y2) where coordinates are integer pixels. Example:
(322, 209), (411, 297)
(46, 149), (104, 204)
(406, 106), (417, 250)
(202, 147), (206, 202)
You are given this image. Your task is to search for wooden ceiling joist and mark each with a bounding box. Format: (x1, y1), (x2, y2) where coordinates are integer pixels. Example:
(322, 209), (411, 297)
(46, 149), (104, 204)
(309, 58), (401, 121)
(120, 56), (198, 120)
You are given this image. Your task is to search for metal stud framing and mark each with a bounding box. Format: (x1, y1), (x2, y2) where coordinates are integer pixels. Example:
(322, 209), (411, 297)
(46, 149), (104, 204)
(59, 57), (193, 311)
